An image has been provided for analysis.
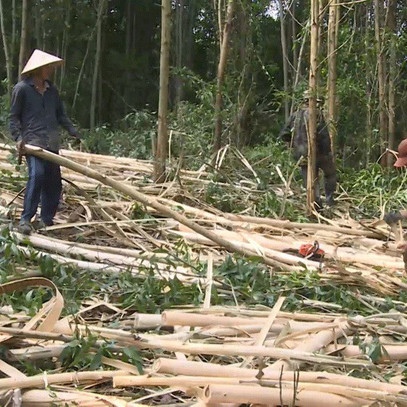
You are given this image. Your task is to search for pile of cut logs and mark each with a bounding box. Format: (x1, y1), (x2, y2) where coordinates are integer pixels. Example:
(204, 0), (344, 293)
(1, 280), (407, 406)
(1, 143), (407, 405)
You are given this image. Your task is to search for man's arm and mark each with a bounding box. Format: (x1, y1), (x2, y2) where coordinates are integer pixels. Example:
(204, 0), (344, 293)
(9, 85), (24, 142)
(56, 93), (80, 139)
(279, 114), (295, 143)
(316, 111), (332, 153)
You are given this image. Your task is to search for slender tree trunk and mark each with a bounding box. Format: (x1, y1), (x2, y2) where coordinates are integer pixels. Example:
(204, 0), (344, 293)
(124, 0), (133, 118)
(291, 0), (298, 73)
(59, 0), (71, 90)
(374, 0), (387, 163)
(90, 0), (107, 130)
(0, 0), (12, 98)
(217, 0), (223, 49)
(11, 0), (16, 74)
(98, 63), (103, 124)
(307, 0), (319, 215)
(364, 4), (373, 167)
(366, 83), (373, 167)
(34, 4), (41, 48)
(387, 0), (396, 166)
(233, 3), (251, 147)
(72, 28), (96, 111)
(174, 0), (184, 110)
(154, 0), (171, 183)
(279, 0), (289, 121)
(213, 0), (235, 154)
(327, 0), (340, 156)
(18, 0), (28, 80)
(291, 17), (309, 114)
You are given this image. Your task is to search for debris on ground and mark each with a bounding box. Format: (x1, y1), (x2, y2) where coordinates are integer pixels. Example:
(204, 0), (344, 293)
(0, 143), (407, 406)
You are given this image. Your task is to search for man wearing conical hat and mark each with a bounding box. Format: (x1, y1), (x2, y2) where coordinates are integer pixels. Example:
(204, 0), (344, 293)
(9, 49), (81, 235)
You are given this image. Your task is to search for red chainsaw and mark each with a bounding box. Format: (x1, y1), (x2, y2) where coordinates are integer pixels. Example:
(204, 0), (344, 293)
(284, 241), (325, 261)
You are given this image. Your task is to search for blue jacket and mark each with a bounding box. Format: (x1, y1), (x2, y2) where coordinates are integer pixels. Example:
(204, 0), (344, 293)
(9, 78), (77, 151)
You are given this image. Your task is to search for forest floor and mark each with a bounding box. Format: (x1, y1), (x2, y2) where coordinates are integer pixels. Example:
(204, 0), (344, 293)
(1, 141), (407, 406)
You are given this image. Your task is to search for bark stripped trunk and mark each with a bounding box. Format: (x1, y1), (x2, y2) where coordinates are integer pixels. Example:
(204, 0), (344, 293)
(18, 0), (28, 80)
(0, 0), (12, 98)
(90, 0), (107, 130)
(154, 0), (171, 183)
(387, 0), (396, 167)
(307, 0), (319, 215)
(374, 0), (387, 164)
(279, 0), (289, 121)
(213, 0), (235, 154)
(327, 0), (340, 156)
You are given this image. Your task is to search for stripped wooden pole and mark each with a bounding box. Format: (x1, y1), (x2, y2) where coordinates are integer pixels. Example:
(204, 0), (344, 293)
(22, 145), (288, 269)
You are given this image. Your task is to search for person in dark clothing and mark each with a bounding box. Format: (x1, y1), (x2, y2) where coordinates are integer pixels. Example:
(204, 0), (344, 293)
(384, 139), (407, 251)
(279, 96), (337, 208)
(9, 49), (81, 234)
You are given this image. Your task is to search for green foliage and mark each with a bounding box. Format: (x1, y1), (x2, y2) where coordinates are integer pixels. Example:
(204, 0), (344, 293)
(82, 111), (156, 159)
(339, 164), (407, 218)
(0, 79), (10, 127)
(60, 332), (102, 370)
(59, 333), (144, 373)
(353, 335), (387, 363)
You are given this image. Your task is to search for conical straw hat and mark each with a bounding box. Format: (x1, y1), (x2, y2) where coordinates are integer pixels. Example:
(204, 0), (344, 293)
(21, 49), (63, 75)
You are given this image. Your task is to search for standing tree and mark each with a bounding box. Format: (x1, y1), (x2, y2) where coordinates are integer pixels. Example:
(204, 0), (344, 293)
(387, 0), (397, 166)
(90, 0), (107, 130)
(374, 0), (387, 162)
(213, 0), (235, 154)
(18, 0), (28, 80)
(0, 0), (12, 98)
(307, 0), (319, 215)
(11, 0), (16, 62)
(327, 0), (340, 155)
(59, 0), (72, 89)
(154, 0), (171, 183)
(174, 0), (184, 109)
(279, 0), (289, 121)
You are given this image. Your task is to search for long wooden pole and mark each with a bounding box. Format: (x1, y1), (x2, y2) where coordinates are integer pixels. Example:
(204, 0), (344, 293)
(152, 357), (407, 394)
(202, 384), (363, 406)
(22, 145), (286, 269)
(0, 370), (126, 391)
(154, 0), (171, 182)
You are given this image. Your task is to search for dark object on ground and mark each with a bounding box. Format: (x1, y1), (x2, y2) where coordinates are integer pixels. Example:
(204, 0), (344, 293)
(384, 211), (403, 225)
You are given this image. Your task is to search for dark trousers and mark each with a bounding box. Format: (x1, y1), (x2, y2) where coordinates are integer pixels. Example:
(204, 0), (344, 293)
(20, 154), (62, 225)
(300, 154), (337, 205)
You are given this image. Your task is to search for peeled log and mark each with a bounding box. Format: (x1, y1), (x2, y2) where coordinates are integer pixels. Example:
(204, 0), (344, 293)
(153, 357), (407, 395)
(202, 384), (362, 406)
